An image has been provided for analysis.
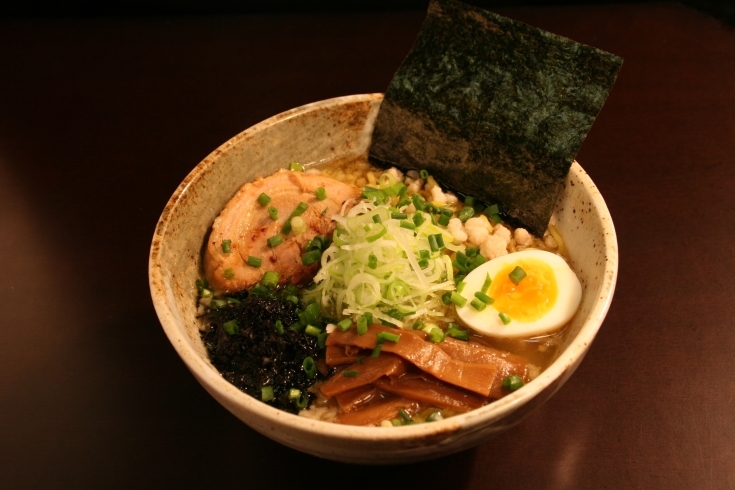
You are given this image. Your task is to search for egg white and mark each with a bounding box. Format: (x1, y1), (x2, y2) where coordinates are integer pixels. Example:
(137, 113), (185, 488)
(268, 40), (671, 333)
(456, 249), (582, 338)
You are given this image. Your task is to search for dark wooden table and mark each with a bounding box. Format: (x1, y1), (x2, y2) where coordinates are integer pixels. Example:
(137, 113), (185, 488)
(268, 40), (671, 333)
(2, 3), (734, 488)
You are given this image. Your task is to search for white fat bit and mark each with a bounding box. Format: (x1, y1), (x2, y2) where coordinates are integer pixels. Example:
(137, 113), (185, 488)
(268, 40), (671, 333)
(447, 217), (468, 244)
(514, 228), (534, 247)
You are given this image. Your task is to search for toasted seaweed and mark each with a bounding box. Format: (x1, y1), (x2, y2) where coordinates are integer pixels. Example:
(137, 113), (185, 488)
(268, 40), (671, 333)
(369, 0), (623, 236)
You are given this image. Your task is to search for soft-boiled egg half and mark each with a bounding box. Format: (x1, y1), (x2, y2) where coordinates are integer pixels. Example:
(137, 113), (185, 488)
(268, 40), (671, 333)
(456, 249), (582, 338)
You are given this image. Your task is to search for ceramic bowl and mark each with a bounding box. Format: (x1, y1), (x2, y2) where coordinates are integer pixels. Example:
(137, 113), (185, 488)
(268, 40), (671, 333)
(149, 93), (618, 464)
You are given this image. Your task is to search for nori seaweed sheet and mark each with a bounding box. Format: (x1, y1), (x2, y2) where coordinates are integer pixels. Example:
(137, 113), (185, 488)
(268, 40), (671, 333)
(369, 0), (623, 236)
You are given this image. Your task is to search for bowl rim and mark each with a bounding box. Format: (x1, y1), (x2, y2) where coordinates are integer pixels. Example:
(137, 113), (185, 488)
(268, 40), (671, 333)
(149, 93), (618, 443)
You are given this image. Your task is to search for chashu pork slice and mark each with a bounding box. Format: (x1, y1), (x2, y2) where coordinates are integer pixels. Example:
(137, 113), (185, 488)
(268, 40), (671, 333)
(204, 169), (360, 293)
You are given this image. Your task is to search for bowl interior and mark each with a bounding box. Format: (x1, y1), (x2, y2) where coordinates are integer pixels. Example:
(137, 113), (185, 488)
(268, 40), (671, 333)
(149, 93), (618, 463)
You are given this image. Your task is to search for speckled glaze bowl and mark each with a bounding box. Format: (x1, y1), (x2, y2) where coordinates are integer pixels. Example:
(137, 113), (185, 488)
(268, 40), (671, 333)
(149, 94), (618, 464)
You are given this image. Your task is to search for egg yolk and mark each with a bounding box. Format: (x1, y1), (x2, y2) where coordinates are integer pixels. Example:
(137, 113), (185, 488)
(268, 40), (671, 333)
(488, 258), (558, 322)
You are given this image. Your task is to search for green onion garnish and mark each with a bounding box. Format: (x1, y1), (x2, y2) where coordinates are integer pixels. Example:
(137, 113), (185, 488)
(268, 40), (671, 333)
(288, 388), (301, 400)
(464, 196), (475, 206)
(321, 207), (329, 216)
(274, 320), (284, 334)
(363, 312), (373, 325)
(398, 409), (414, 425)
(246, 256), (262, 267)
(465, 246), (479, 257)
(304, 325), (321, 337)
(412, 321), (424, 330)
(291, 202), (308, 217)
(489, 213), (503, 224)
(446, 324), (469, 341)
(221, 239), (232, 253)
(342, 371), (359, 377)
(281, 220), (292, 235)
(317, 332), (328, 349)
(426, 411), (443, 422)
(267, 234), (283, 248)
(372, 214), (382, 223)
(481, 273), (492, 293)
(502, 374), (524, 391)
(262, 270), (279, 288)
(413, 212), (425, 226)
(296, 393), (309, 408)
(336, 319), (352, 331)
(289, 162), (303, 172)
(418, 259), (429, 269)
(457, 206), (475, 222)
(267, 206), (279, 220)
(441, 292), (452, 305)
(371, 342), (383, 358)
(450, 292), (467, 308)
(474, 291), (494, 304)
(419, 169), (429, 179)
(391, 212), (407, 220)
(257, 193), (271, 206)
(261, 386), (275, 402)
(357, 316), (368, 335)
(428, 327), (445, 343)
(222, 320), (238, 335)
(456, 281), (466, 294)
(509, 266), (527, 285)
(470, 298), (487, 311)
(485, 203), (500, 216)
(301, 249), (322, 265)
(434, 234), (445, 248)
(438, 213), (451, 226)
(400, 221), (416, 230)
(315, 187), (327, 200)
(428, 234), (439, 252)
(303, 357), (317, 378)
(290, 322), (304, 333)
(411, 194), (425, 211)
(368, 253), (378, 269)
(499, 312), (512, 325)
(376, 331), (400, 343)
(224, 268), (235, 279)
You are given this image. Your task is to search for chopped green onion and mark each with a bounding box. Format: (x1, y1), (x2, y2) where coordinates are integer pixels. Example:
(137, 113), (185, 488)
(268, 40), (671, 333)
(321, 207), (329, 216)
(502, 374), (524, 391)
(456, 281), (466, 294)
(357, 316), (368, 335)
(200, 288), (212, 298)
(499, 312), (512, 325)
(371, 342), (383, 358)
(363, 312), (373, 325)
(287, 216), (305, 235)
(438, 213), (450, 226)
(412, 321), (424, 330)
(450, 292), (467, 307)
(481, 273), (492, 293)
(368, 253), (378, 269)
(400, 221), (416, 230)
(281, 220), (292, 235)
(267, 206), (279, 220)
(474, 291), (494, 304)
(289, 162), (303, 172)
(296, 393), (309, 408)
(465, 246), (479, 257)
(222, 320), (238, 335)
(419, 169), (429, 179)
(411, 194), (425, 211)
(372, 214), (382, 223)
(221, 239), (232, 254)
(470, 298), (487, 311)
(224, 268), (235, 279)
(418, 259), (429, 269)
(391, 212), (407, 220)
(376, 331), (400, 343)
(304, 325), (321, 337)
(489, 213), (503, 224)
(290, 322), (305, 333)
(509, 266), (527, 285)
(343, 371), (359, 377)
(485, 203), (501, 216)
(426, 411), (443, 422)
(301, 249), (322, 265)
(303, 357), (317, 378)
(434, 234), (445, 248)
(419, 250), (430, 260)
(246, 256), (262, 268)
(261, 386), (274, 402)
(291, 202), (308, 217)
(428, 234), (439, 252)
(257, 193), (271, 206)
(441, 291), (452, 305)
(337, 319), (353, 331)
(398, 409), (414, 425)
(317, 332), (328, 349)
(464, 196), (475, 206)
(288, 388), (301, 400)
(413, 212), (425, 226)
(303, 302), (321, 324)
(457, 206), (475, 222)
(315, 187), (327, 200)
(267, 234), (283, 248)
(262, 270), (279, 288)
(446, 324), (469, 341)
(428, 327), (445, 343)
(274, 320), (284, 334)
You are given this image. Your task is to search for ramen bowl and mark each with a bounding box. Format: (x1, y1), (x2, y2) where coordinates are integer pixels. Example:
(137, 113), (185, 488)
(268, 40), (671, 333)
(149, 93), (618, 464)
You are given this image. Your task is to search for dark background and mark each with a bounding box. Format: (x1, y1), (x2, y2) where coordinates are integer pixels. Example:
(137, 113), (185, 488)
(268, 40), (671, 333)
(1, 1), (734, 489)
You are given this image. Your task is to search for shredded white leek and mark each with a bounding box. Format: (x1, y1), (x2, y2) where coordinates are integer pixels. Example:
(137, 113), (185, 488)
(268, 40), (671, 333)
(302, 198), (457, 328)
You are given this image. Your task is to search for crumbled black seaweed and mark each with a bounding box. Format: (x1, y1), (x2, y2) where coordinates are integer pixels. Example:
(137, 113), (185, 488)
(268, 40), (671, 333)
(201, 291), (322, 413)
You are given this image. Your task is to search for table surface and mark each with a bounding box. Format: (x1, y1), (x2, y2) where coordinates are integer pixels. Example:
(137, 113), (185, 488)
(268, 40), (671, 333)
(2, 3), (734, 488)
